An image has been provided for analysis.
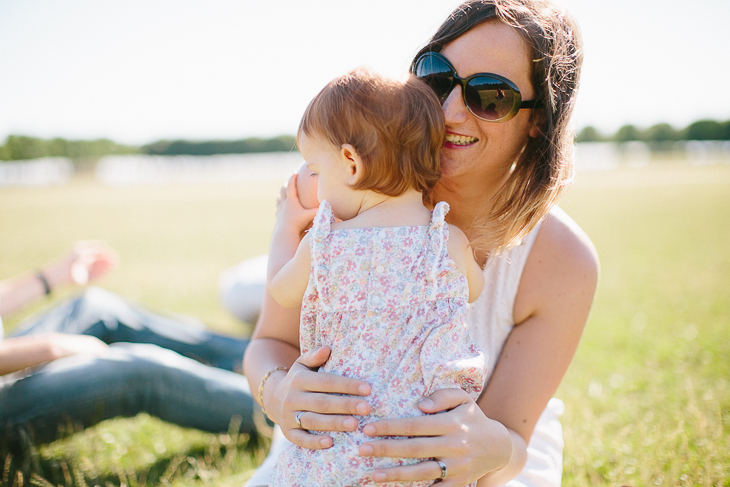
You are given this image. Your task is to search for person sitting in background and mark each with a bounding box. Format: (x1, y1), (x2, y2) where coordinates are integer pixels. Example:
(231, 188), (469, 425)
(0, 241), (257, 453)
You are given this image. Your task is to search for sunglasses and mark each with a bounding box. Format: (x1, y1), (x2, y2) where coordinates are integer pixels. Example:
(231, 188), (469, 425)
(413, 51), (541, 123)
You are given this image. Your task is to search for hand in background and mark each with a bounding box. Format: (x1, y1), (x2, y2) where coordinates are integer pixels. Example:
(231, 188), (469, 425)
(44, 240), (119, 288)
(0, 240), (119, 317)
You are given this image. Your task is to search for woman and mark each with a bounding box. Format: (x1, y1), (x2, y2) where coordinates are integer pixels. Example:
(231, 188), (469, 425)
(243, 0), (598, 485)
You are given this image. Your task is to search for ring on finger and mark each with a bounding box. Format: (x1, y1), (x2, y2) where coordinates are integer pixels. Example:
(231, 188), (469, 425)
(295, 411), (305, 429)
(436, 459), (447, 479)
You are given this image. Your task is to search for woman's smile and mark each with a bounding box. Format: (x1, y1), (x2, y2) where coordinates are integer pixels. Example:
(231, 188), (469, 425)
(444, 132), (479, 147)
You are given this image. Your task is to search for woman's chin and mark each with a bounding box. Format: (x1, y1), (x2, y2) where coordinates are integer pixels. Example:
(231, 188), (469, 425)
(438, 156), (466, 181)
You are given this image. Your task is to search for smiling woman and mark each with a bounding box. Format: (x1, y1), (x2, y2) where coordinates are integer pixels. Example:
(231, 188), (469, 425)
(243, 1), (597, 486)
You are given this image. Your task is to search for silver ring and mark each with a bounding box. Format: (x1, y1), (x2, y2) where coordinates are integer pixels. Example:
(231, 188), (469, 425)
(436, 459), (447, 479)
(295, 411), (305, 429)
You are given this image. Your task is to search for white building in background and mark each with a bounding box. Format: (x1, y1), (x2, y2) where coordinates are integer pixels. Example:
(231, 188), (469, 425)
(0, 158), (73, 187)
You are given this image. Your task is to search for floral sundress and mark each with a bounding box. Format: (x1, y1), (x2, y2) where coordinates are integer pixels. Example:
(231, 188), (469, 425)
(271, 200), (487, 487)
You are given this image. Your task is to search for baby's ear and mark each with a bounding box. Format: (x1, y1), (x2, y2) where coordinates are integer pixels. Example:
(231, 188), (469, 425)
(340, 144), (364, 185)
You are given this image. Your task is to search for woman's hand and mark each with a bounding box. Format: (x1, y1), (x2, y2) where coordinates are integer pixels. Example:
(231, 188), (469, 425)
(358, 389), (515, 486)
(266, 345), (372, 450)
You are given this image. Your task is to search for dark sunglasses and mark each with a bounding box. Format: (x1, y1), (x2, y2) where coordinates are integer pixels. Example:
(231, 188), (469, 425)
(413, 51), (541, 123)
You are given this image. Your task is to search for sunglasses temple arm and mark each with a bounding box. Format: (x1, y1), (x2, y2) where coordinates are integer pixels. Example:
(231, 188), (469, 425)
(520, 99), (542, 109)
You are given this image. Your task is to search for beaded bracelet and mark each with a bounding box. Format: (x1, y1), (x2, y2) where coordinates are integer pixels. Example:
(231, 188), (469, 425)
(258, 366), (288, 418)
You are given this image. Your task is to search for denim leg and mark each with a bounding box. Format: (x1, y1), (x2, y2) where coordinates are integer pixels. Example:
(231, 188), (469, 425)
(0, 343), (257, 447)
(10, 287), (249, 372)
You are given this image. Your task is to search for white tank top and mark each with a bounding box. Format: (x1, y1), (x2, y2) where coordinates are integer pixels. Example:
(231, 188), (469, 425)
(466, 216), (541, 384)
(465, 207), (575, 487)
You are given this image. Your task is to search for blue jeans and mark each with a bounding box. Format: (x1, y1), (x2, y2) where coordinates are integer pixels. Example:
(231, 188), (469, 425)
(0, 287), (256, 448)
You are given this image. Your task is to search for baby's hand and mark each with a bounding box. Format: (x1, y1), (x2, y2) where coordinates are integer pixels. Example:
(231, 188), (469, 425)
(295, 163), (319, 210)
(276, 173), (318, 234)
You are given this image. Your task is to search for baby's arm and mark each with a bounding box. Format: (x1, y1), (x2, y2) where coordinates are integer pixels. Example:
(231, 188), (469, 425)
(268, 234), (311, 308)
(447, 225), (484, 303)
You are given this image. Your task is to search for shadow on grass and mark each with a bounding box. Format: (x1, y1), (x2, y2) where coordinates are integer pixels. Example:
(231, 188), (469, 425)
(1, 421), (268, 487)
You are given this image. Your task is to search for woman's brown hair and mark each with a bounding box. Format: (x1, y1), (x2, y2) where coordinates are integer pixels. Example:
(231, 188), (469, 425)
(299, 68), (444, 197)
(412, 0), (583, 254)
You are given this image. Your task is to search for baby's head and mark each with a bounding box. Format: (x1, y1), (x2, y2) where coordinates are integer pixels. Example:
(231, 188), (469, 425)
(298, 68), (444, 202)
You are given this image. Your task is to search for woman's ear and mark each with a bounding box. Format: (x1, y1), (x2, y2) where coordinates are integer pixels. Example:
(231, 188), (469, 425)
(340, 144), (364, 185)
(529, 108), (546, 138)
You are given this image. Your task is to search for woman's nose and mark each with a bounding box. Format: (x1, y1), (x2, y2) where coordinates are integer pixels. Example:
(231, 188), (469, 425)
(442, 85), (469, 125)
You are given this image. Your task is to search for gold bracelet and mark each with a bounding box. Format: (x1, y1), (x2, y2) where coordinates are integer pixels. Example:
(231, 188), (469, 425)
(258, 366), (288, 418)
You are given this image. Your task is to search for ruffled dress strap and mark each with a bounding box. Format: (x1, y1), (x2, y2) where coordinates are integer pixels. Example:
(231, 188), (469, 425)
(309, 199), (334, 280)
(426, 201), (450, 297)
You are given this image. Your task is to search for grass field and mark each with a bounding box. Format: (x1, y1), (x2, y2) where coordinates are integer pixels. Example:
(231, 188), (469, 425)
(1, 163), (729, 486)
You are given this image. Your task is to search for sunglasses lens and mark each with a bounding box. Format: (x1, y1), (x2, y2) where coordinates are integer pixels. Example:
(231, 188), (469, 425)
(466, 77), (516, 121)
(415, 54), (454, 101)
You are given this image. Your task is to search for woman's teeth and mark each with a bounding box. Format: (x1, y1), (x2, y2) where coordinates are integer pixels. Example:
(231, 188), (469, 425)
(445, 134), (478, 145)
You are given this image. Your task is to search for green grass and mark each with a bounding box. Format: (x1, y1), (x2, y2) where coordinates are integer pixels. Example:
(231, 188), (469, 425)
(1, 163), (729, 486)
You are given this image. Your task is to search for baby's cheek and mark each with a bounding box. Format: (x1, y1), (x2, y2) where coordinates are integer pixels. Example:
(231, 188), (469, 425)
(296, 164), (320, 210)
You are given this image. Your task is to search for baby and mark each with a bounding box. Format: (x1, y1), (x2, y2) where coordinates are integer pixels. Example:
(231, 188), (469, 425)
(267, 68), (486, 486)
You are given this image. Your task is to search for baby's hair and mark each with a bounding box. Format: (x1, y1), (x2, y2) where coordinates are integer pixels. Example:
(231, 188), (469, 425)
(298, 68), (444, 197)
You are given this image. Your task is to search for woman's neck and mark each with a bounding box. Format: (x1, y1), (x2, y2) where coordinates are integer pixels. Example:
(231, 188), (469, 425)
(430, 176), (499, 240)
(429, 172), (510, 267)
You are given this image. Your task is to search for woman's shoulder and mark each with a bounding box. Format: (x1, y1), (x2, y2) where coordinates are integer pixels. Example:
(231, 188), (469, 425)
(513, 207), (600, 324)
(539, 207), (598, 262)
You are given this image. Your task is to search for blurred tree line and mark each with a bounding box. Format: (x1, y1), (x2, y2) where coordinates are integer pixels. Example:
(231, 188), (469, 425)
(0, 136), (138, 161)
(3, 119), (727, 161)
(0, 135), (297, 161)
(576, 119), (730, 143)
(142, 135), (296, 156)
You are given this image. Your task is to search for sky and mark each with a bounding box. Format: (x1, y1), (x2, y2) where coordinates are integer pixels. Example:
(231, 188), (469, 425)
(1, 0), (729, 145)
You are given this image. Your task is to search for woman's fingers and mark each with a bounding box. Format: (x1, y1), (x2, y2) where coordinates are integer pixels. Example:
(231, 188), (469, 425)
(359, 436), (456, 459)
(286, 428), (334, 450)
(362, 389), (471, 438)
(277, 346), (372, 448)
(284, 364), (371, 415)
(370, 459), (465, 486)
(418, 387), (472, 414)
(293, 391), (370, 416)
(298, 369), (371, 397)
(362, 413), (446, 438)
(295, 347), (372, 397)
(296, 345), (331, 369)
(294, 411), (358, 432)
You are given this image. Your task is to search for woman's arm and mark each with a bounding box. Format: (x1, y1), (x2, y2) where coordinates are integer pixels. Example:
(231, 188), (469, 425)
(359, 213), (599, 486)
